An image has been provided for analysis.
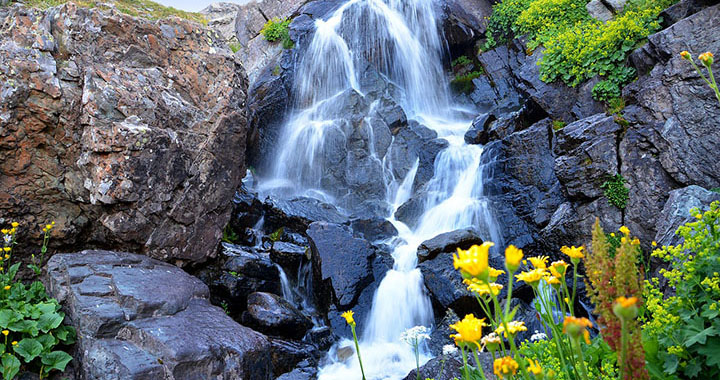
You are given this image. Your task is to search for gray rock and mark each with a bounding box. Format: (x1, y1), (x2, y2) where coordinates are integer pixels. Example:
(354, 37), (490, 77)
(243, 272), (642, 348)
(540, 199), (622, 251)
(586, 0), (614, 21)
(655, 185), (720, 247)
(307, 222), (375, 309)
(403, 356), (469, 380)
(417, 228), (484, 263)
(604, 0), (628, 13)
(46, 250), (272, 380)
(464, 113), (496, 144)
(243, 292), (313, 339)
(554, 114), (621, 200)
(271, 241), (310, 274)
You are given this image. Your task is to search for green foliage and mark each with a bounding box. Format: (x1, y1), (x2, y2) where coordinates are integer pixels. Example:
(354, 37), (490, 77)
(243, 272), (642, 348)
(261, 18), (294, 49)
(450, 71), (484, 94)
(229, 41), (242, 54)
(607, 97), (626, 115)
(601, 174), (629, 209)
(514, 0), (589, 51)
(520, 337), (619, 379)
(552, 120), (566, 131)
(483, 0), (533, 50)
(712, 188), (720, 194)
(643, 202), (720, 379)
(221, 225), (240, 244)
(451, 55), (472, 67)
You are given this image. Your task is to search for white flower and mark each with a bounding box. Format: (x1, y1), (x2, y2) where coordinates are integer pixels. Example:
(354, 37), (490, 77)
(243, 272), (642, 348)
(400, 326), (430, 346)
(3, 235), (10, 245)
(530, 330), (547, 342)
(442, 344), (458, 356)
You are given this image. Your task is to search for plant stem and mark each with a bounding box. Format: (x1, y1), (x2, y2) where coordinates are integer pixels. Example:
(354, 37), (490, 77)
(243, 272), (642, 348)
(414, 340), (420, 380)
(571, 337), (591, 380)
(571, 264), (578, 315)
(461, 346), (471, 380)
(706, 65), (720, 105)
(472, 348), (489, 380)
(351, 325), (366, 380)
(620, 318), (628, 380)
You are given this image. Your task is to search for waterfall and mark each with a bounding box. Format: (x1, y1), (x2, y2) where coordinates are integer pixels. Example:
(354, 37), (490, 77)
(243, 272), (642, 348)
(258, 0), (502, 378)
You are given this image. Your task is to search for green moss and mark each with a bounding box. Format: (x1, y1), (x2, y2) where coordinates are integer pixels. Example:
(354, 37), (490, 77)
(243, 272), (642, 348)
(450, 71), (484, 94)
(552, 120), (566, 131)
(19, 0), (207, 24)
(601, 174), (629, 209)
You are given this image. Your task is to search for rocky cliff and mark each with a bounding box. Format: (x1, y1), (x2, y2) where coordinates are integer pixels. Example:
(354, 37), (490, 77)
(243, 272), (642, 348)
(0, 3), (248, 264)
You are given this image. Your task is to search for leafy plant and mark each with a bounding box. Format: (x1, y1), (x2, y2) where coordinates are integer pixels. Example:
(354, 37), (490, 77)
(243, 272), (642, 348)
(519, 336), (619, 379)
(601, 174), (629, 209)
(221, 225), (240, 244)
(680, 51), (720, 106)
(452, 55), (472, 67)
(450, 71), (484, 94)
(483, 0), (533, 50)
(514, 0), (589, 51)
(552, 120), (566, 131)
(229, 41), (242, 54)
(260, 17), (294, 49)
(643, 202), (720, 379)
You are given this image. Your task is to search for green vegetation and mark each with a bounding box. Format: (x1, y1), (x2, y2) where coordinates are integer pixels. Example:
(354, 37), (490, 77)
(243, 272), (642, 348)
(17, 0), (207, 24)
(601, 174), (629, 209)
(483, 0), (678, 102)
(450, 71), (484, 94)
(1, 223), (76, 380)
(519, 336), (619, 379)
(452, 55), (473, 67)
(261, 17), (294, 49)
(229, 41), (242, 54)
(643, 202), (720, 378)
(552, 120), (567, 131)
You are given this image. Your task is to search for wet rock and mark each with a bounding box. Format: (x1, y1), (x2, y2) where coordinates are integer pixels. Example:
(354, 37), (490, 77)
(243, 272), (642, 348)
(428, 309), (460, 357)
(275, 358), (319, 380)
(417, 228), (484, 263)
(350, 218), (399, 241)
(0, 4), (249, 264)
(306, 326), (335, 351)
(540, 199), (622, 251)
(464, 113), (496, 145)
(486, 101), (547, 141)
(307, 222), (375, 309)
(230, 185), (265, 231)
(403, 356), (467, 380)
(473, 45), (524, 111)
(394, 195), (426, 230)
(655, 185), (720, 247)
(243, 292), (313, 340)
(554, 114), (622, 200)
(46, 250), (272, 380)
(269, 339), (317, 378)
(586, 0), (614, 21)
(263, 197), (348, 233)
(388, 121), (449, 191)
(271, 241), (310, 274)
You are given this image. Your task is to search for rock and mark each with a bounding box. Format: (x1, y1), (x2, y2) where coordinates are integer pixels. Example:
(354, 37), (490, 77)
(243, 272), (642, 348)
(271, 241), (310, 274)
(230, 185), (265, 231)
(45, 250), (272, 379)
(473, 45), (524, 111)
(486, 101), (547, 141)
(0, 4), (248, 264)
(388, 121), (449, 191)
(654, 185), (720, 247)
(402, 356), (468, 380)
(275, 358), (318, 380)
(350, 218), (399, 241)
(464, 113), (496, 144)
(554, 114), (621, 200)
(307, 222), (375, 309)
(243, 292), (313, 340)
(586, 0), (614, 21)
(428, 309), (460, 357)
(263, 197), (348, 233)
(201, 2), (244, 43)
(540, 199), (622, 251)
(604, 0), (628, 13)
(659, 0), (715, 28)
(417, 228), (484, 263)
(394, 195), (427, 229)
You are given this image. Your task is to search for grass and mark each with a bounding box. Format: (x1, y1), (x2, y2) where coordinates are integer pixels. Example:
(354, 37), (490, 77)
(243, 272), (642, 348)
(17, 0), (207, 24)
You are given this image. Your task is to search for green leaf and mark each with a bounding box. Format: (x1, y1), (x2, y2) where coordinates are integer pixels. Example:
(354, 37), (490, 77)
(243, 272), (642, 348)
(7, 264), (20, 282)
(683, 318), (717, 346)
(8, 319), (38, 336)
(36, 333), (57, 351)
(54, 325), (75, 344)
(37, 311), (64, 333)
(13, 337), (43, 362)
(1, 354), (20, 380)
(0, 310), (21, 329)
(40, 350), (73, 372)
(662, 352), (679, 374)
(697, 338), (720, 367)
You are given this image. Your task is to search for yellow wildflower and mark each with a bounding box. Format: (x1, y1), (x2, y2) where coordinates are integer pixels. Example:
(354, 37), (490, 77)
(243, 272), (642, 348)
(1, 330), (7, 336)
(505, 245), (523, 272)
(699, 51), (714, 66)
(527, 358), (543, 375)
(488, 267), (505, 281)
(464, 279), (503, 297)
(561, 245), (584, 260)
(493, 356), (519, 378)
(544, 275), (561, 286)
(495, 321), (527, 338)
(450, 314), (487, 349)
(454, 243), (494, 280)
(613, 296), (639, 320)
(528, 256), (548, 269)
(619, 225), (630, 235)
(10, 222), (18, 228)
(3, 254), (8, 260)
(11, 341), (17, 346)
(515, 268), (547, 285)
(481, 332), (502, 352)
(651, 241), (657, 247)
(2, 248), (9, 253)
(680, 50), (691, 60)
(549, 260), (569, 278)
(563, 316), (592, 344)
(0, 230), (7, 235)
(341, 310), (355, 326)
(3, 286), (9, 291)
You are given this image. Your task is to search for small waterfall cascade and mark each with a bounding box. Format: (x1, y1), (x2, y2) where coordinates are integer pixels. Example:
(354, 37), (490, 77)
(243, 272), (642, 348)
(256, 0), (503, 378)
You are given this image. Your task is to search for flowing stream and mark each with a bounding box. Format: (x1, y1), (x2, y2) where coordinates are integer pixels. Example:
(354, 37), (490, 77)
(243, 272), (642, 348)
(258, 0), (502, 378)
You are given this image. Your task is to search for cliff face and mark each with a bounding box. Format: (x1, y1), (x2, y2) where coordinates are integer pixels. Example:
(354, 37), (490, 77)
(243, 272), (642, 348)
(0, 3), (248, 264)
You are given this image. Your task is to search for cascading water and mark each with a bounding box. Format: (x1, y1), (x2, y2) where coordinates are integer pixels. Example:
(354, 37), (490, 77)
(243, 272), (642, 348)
(258, 0), (503, 378)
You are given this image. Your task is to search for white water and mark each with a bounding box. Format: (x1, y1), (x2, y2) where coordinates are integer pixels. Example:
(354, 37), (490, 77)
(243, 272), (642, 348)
(259, 0), (502, 378)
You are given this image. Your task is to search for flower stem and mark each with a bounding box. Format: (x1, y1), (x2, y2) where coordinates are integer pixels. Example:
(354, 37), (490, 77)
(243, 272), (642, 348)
(461, 346), (470, 380)
(571, 263), (578, 315)
(620, 318), (628, 380)
(351, 325), (366, 380)
(414, 340), (420, 380)
(472, 348), (489, 380)
(571, 337), (591, 380)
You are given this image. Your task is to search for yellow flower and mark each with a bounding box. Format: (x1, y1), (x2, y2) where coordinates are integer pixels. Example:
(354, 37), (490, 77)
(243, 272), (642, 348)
(613, 296), (639, 320)
(454, 243), (494, 280)
(0, 230), (7, 235)
(493, 356), (519, 378)
(450, 314), (488, 349)
(505, 245), (523, 272)
(495, 321), (527, 338)
(563, 316), (592, 344)
(481, 332), (502, 349)
(2, 248), (9, 253)
(515, 268), (547, 285)
(10, 222), (18, 228)
(1, 330), (7, 336)
(488, 267), (505, 281)
(619, 225), (630, 235)
(3, 286), (9, 291)
(561, 245), (584, 260)
(341, 310), (355, 326)
(699, 51), (714, 66)
(3, 254), (8, 260)
(527, 358), (543, 375)
(680, 50), (691, 60)
(11, 341), (17, 346)
(464, 279), (503, 297)
(549, 260), (569, 278)
(544, 275), (561, 286)
(528, 256), (548, 269)
(651, 241), (657, 247)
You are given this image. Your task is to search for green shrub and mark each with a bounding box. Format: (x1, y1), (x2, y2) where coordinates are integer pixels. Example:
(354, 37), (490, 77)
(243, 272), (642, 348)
(450, 71), (484, 94)
(601, 174), (629, 209)
(483, 0), (533, 50)
(552, 120), (566, 131)
(229, 41), (242, 54)
(643, 202), (720, 379)
(520, 336), (619, 379)
(515, 0), (589, 50)
(261, 17), (294, 49)
(452, 55), (472, 67)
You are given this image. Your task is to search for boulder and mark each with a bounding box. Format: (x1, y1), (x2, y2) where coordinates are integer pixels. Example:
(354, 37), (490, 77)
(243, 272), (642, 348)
(243, 292), (313, 340)
(554, 114), (621, 200)
(416, 228), (484, 263)
(269, 342), (319, 379)
(464, 113), (496, 145)
(388, 121), (449, 191)
(402, 356), (467, 380)
(307, 222), (375, 309)
(654, 185), (720, 247)
(45, 250), (272, 379)
(350, 218), (399, 241)
(0, 4), (248, 264)
(586, 0), (614, 21)
(540, 199), (622, 252)
(270, 241), (310, 274)
(263, 197), (348, 233)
